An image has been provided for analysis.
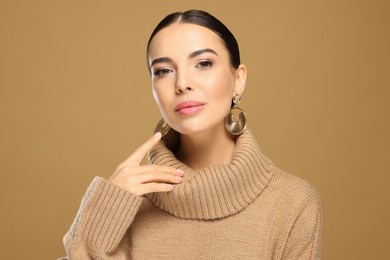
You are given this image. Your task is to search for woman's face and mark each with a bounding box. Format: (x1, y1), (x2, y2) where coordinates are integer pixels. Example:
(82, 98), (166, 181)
(147, 23), (246, 135)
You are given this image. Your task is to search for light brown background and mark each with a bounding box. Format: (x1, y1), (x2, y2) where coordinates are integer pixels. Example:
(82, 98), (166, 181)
(0, 0), (389, 259)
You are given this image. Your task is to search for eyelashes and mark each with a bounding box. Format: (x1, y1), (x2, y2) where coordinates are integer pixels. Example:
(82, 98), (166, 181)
(152, 67), (172, 77)
(152, 59), (215, 78)
(196, 60), (214, 69)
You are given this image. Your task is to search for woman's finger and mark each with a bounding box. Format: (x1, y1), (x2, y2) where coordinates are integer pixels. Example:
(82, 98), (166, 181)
(109, 164), (184, 191)
(131, 182), (175, 195)
(118, 164), (184, 176)
(135, 171), (184, 185)
(123, 132), (162, 165)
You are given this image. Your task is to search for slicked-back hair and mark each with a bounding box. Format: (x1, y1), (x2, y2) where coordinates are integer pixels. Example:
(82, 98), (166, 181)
(146, 10), (240, 70)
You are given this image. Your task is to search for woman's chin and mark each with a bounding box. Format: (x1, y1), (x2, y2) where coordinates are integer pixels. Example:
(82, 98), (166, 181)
(171, 122), (226, 137)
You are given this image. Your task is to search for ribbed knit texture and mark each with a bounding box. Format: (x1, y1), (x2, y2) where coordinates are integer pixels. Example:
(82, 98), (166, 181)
(61, 129), (322, 259)
(147, 129), (274, 219)
(63, 177), (143, 259)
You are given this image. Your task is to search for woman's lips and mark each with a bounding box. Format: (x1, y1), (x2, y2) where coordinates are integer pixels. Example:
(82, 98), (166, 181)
(175, 101), (206, 115)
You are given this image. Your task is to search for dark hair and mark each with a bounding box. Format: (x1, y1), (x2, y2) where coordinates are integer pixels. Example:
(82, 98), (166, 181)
(146, 10), (240, 69)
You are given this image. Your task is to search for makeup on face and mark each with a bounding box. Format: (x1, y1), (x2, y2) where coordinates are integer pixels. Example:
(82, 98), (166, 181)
(148, 23), (238, 135)
(175, 101), (206, 115)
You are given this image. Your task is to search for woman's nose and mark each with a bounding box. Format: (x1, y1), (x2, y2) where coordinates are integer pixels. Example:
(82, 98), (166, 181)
(175, 70), (194, 94)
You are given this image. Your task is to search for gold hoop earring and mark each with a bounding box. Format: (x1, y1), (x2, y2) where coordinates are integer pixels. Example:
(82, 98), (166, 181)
(154, 118), (171, 137)
(225, 94), (247, 135)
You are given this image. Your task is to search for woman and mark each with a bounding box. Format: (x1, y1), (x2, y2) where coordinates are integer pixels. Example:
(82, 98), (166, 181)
(61, 10), (322, 259)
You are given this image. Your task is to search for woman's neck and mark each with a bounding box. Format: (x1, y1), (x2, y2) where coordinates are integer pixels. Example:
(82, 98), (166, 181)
(175, 125), (236, 170)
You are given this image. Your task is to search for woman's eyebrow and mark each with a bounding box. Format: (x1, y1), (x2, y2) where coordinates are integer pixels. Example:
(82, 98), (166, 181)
(188, 48), (218, 59)
(150, 48), (218, 67)
(150, 57), (173, 67)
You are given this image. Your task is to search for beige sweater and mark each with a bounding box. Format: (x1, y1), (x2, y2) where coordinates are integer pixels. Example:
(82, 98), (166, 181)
(61, 130), (322, 259)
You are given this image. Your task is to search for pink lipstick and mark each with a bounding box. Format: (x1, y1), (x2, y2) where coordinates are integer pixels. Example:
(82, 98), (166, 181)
(175, 101), (205, 115)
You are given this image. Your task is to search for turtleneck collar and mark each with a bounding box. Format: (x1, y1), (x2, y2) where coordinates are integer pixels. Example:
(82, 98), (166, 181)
(146, 129), (275, 220)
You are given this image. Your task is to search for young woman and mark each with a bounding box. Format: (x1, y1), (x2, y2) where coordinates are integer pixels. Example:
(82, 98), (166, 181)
(61, 10), (322, 260)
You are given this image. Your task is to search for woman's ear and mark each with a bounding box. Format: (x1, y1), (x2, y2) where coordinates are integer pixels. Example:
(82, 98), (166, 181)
(234, 64), (247, 96)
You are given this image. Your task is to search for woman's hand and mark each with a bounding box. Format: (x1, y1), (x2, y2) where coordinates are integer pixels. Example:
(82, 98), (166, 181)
(108, 132), (184, 196)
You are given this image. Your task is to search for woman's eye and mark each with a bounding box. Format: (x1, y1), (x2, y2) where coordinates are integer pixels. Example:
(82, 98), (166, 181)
(153, 68), (172, 77)
(196, 60), (213, 69)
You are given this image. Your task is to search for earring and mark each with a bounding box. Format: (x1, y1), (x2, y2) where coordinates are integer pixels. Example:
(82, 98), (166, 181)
(225, 94), (247, 135)
(154, 118), (171, 137)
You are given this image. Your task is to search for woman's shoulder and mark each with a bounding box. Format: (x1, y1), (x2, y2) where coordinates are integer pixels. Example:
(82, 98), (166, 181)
(266, 167), (321, 209)
(262, 168), (322, 259)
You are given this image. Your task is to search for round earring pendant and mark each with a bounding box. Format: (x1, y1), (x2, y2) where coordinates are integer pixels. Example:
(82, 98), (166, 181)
(225, 107), (247, 135)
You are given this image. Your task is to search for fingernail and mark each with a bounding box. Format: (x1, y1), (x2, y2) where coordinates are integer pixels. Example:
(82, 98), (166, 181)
(154, 132), (162, 138)
(176, 169), (184, 175)
(175, 176), (183, 181)
(166, 184), (174, 189)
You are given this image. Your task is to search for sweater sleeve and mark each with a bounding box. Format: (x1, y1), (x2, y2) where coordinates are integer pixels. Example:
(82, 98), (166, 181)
(280, 188), (322, 260)
(60, 176), (143, 259)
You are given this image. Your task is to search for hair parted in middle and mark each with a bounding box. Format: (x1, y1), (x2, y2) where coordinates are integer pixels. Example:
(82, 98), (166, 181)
(146, 10), (241, 70)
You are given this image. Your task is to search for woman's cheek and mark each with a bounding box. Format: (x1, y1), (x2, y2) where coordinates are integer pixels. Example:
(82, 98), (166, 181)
(206, 74), (234, 102)
(154, 87), (173, 116)
(152, 86), (168, 114)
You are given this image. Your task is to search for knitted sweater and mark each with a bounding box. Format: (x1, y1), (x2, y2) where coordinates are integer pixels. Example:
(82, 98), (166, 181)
(61, 130), (322, 259)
